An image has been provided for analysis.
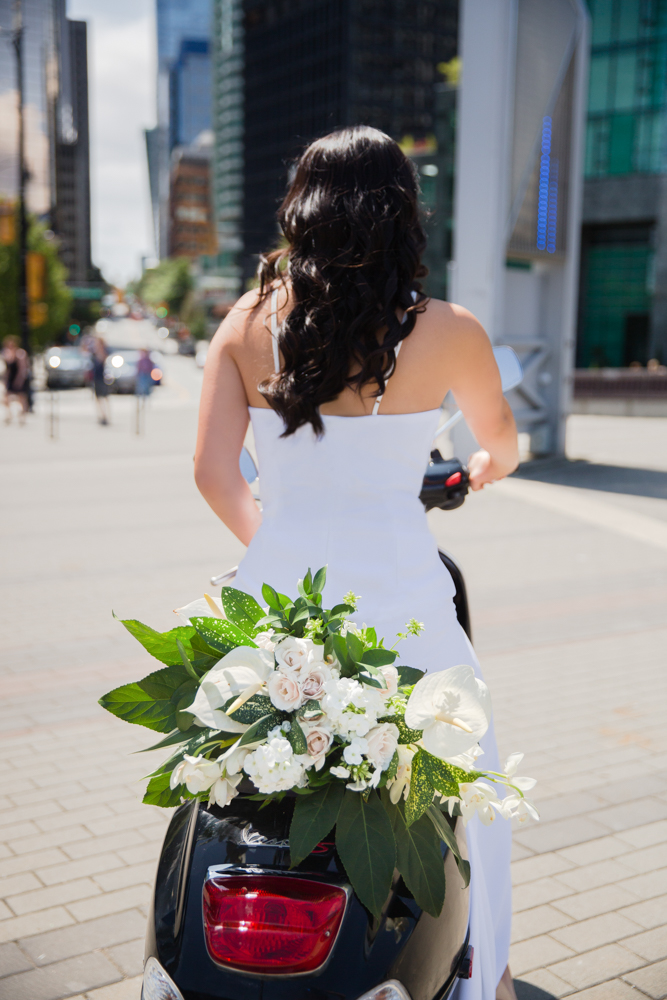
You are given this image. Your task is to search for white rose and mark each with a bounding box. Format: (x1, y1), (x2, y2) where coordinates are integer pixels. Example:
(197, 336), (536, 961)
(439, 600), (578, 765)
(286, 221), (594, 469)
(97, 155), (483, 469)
(300, 666), (331, 702)
(365, 723), (399, 771)
(379, 666), (399, 697)
(274, 636), (324, 674)
(304, 725), (333, 770)
(268, 670), (302, 711)
(186, 646), (273, 732)
(170, 754), (221, 794)
(255, 630), (277, 651)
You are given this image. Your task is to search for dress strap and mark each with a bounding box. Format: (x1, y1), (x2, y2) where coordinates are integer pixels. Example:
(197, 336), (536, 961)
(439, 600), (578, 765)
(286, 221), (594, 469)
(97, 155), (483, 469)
(372, 292), (416, 416)
(270, 288), (280, 374)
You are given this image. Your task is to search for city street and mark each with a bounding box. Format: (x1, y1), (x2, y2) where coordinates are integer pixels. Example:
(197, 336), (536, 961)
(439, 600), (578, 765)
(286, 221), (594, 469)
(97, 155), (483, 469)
(1, 321), (667, 1000)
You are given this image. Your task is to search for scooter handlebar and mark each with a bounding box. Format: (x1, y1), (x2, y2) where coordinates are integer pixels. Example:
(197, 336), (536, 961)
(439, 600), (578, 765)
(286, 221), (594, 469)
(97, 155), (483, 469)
(419, 450), (469, 512)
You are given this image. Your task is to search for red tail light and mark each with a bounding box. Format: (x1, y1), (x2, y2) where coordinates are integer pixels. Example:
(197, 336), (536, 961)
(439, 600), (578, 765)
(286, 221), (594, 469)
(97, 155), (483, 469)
(445, 471), (462, 487)
(203, 874), (347, 974)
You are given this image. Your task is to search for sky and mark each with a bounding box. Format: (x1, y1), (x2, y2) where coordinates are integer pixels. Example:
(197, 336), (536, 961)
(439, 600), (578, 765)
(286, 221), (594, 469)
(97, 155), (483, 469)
(68, 0), (156, 285)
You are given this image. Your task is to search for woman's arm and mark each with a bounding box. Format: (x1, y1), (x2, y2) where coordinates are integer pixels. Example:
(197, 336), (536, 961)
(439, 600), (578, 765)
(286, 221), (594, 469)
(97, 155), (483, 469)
(194, 307), (262, 546)
(445, 306), (519, 491)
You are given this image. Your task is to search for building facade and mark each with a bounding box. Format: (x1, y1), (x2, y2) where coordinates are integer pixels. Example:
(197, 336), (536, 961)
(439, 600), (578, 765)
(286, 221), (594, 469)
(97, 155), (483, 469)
(578, 0), (667, 367)
(211, 0), (457, 289)
(169, 137), (217, 258)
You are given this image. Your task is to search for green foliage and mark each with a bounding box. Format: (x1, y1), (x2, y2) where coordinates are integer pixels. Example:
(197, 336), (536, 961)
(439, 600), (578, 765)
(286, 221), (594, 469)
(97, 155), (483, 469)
(286, 721), (308, 755)
(0, 215), (72, 350)
(405, 749), (436, 825)
(99, 664), (195, 733)
(426, 805), (471, 888)
(143, 771), (190, 807)
(396, 666), (425, 686)
(380, 714), (424, 745)
(220, 587), (265, 636)
(387, 795), (446, 917)
(289, 782), (344, 867)
(191, 617), (257, 655)
(239, 713), (282, 747)
(137, 257), (194, 316)
(117, 618), (206, 667)
(336, 790), (396, 918)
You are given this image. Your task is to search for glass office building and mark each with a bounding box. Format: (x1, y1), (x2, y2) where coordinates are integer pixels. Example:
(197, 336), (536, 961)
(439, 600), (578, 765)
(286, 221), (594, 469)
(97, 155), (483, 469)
(578, 0), (667, 367)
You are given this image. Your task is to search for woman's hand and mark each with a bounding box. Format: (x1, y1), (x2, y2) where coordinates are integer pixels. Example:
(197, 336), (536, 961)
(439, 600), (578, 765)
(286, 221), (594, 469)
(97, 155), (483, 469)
(467, 449), (516, 492)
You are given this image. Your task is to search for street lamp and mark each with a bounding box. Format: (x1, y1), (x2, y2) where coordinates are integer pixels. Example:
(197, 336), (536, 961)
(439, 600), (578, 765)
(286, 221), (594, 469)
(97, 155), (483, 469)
(12, 0), (31, 358)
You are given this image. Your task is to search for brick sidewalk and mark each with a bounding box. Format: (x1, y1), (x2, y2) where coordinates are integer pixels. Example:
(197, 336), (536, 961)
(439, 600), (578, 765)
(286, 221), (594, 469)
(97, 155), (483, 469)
(1, 402), (666, 1000)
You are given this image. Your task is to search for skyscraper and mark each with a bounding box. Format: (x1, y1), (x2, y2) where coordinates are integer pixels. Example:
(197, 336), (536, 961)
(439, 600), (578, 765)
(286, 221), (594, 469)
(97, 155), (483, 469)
(211, 0), (457, 288)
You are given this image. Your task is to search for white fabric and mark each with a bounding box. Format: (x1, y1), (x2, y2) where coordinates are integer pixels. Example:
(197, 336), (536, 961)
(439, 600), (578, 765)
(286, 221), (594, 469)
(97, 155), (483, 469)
(233, 404), (512, 999)
(270, 289), (280, 373)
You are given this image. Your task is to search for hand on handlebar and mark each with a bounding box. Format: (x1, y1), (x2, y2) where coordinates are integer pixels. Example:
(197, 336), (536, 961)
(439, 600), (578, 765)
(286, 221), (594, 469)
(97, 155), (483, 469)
(467, 450), (511, 492)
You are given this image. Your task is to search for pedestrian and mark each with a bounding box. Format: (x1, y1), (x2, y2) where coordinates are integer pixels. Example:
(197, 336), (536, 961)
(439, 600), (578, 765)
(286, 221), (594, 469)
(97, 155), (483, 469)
(90, 337), (111, 425)
(2, 336), (29, 425)
(135, 349), (154, 397)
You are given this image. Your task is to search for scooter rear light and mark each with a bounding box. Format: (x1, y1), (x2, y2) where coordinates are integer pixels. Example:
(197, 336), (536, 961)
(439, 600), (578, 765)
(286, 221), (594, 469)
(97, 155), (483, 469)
(203, 874), (347, 974)
(445, 471), (462, 487)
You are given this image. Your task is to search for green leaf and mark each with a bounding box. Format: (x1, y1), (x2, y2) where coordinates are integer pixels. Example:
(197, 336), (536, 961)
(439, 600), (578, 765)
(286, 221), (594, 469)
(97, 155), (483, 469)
(117, 618), (198, 666)
(386, 750), (399, 782)
(239, 713), (281, 747)
(346, 632), (365, 664)
(379, 715), (423, 745)
(99, 664), (191, 733)
(327, 603), (354, 618)
(336, 790), (395, 918)
(226, 694), (275, 725)
(397, 666), (425, 686)
(421, 751), (462, 799)
(312, 566), (327, 594)
(427, 806), (471, 888)
(136, 728), (200, 753)
(191, 617), (256, 655)
(359, 670), (386, 690)
(220, 587), (265, 636)
(297, 699), (322, 720)
(385, 795), (446, 917)
(332, 634), (354, 674)
(144, 730), (211, 778)
(176, 639), (201, 685)
(287, 722), (308, 755)
(405, 750), (436, 826)
(143, 772), (192, 807)
(262, 583), (282, 611)
(289, 781), (344, 867)
(360, 648), (397, 667)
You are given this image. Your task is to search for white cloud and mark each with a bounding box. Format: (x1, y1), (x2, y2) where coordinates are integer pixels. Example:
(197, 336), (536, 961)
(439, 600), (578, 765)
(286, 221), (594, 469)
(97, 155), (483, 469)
(68, 0), (156, 285)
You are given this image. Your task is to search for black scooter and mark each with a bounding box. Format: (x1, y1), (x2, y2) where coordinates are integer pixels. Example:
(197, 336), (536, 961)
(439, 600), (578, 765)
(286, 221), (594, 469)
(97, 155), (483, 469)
(140, 350), (523, 1000)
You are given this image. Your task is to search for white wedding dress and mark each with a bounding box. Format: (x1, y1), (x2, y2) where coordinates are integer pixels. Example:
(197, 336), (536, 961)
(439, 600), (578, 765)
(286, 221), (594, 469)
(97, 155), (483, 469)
(233, 293), (512, 1000)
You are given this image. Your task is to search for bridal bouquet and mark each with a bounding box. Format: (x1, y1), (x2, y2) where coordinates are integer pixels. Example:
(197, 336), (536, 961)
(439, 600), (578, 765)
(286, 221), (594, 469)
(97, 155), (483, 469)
(100, 567), (537, 917)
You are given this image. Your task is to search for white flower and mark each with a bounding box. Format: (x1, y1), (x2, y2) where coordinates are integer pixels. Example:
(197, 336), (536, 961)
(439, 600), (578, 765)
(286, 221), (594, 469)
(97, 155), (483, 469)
(300, 666), (331, 702)
(255, 630), (277, 651)
(444, 744), (485, 772)
(170, 754), (221, 794)
(343, 737), (369, 766)
(208, 771), (243, 808)
(502, 752), (537, 792)
(243, 737), (307, 794)
(339, 620), (361, 637)
(387, 745), (415, 804)
(497, 794), (540, 824)
(174, 596), (224, 625)
(321, 677), (383, 739)
(274, 636), (323, 674)
(346, 778), (369, 792)
(267, 670), (302, 712)
(186, 646), (273, 732)
(219, 740), (251, 775)
(330, 765), (350, 779)
(458, 781), (500, 826)
(379, 665), (399, 697)
(365, 723), (399, 771)
(404, 665), (491, 760)
(304, 725), (333, 770)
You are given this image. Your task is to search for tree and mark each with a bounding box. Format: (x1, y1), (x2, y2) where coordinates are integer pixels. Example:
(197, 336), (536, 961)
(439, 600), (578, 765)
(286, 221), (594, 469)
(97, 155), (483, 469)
(0, 214), (72, 351)
(137, 257), (194, 317)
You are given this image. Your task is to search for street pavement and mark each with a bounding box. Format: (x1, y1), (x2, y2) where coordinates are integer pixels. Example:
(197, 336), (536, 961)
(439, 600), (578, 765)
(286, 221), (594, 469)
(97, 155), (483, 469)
(1, 319), (666, 1000)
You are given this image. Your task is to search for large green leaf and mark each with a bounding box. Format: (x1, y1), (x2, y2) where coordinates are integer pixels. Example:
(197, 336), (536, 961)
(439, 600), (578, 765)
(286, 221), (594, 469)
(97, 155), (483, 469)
(312, 566), (327, 594)
(427, 806), (471, 888)
(421, 752), (462, 799)
(286, 721), (308, 755)
(239, 713), (282, 747)
(99, 664), (192, 733)
(227, 694), (275, 725)
(397, 666), (425, 687)
(117, 618), (198, 666)
(405, 750), (436, 826)
(379, 715), (423, 745)
(220, 587), (265, 636)
(191, 617), (257, 655)
(360, 648), (397, 668)
(385, 795), (446, 917)
(336, 790), (395, 918)
(289, 782), (344, 867)
(143, 771), (191, 808)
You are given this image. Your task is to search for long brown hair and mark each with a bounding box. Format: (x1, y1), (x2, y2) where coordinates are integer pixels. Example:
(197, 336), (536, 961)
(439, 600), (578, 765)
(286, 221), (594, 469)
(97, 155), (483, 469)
(258, 125), (428, 436)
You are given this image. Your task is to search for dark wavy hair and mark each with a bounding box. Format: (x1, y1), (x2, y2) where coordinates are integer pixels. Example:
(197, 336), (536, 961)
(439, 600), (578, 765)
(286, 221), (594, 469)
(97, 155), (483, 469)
(257, 125), (428, 436)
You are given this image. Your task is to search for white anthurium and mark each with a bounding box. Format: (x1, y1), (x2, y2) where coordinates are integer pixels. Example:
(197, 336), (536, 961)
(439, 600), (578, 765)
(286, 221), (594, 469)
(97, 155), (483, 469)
(404, 664), (491, 760)
(186, 646), (273, 732)
(174, 596), (224, 625)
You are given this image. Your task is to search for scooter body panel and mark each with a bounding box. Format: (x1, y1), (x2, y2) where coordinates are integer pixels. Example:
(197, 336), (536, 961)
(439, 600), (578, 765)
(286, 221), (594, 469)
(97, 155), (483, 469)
(146, 797), (469, 1000)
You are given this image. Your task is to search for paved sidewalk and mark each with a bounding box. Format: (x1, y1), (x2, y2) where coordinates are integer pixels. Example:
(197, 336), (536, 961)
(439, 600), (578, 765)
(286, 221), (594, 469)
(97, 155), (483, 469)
(1, 366), (666, 1000)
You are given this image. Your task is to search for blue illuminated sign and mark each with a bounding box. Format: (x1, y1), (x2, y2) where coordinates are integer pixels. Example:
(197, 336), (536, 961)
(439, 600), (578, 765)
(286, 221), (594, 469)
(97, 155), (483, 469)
(536, 116), (558, 253)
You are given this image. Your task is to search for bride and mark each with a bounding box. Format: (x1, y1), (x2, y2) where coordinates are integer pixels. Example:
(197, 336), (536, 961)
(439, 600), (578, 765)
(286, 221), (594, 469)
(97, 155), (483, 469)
(194, 125), (519, 1000)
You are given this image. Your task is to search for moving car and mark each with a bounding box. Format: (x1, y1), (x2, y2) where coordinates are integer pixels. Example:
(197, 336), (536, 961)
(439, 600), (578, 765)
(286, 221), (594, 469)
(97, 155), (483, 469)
(45, 347), (91, 389)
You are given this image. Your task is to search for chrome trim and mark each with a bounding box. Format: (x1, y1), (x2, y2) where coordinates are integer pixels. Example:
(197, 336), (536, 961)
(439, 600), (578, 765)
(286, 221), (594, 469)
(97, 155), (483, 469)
(202, 864), (351, 978)
(142, 956), (185, 1000)
(353, 980), (413, 1000)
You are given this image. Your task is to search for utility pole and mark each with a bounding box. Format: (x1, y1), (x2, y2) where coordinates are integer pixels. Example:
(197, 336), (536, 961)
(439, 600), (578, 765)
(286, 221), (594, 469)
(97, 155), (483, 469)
(13, 0), (31, 358)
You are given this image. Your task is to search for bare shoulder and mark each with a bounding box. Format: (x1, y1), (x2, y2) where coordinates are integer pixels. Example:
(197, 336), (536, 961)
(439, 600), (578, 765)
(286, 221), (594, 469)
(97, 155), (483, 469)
(418, 297), (490, 355)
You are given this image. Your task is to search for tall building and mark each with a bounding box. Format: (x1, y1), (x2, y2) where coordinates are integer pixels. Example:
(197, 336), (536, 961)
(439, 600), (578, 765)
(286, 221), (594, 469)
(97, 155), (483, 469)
(577, 0), (667, 367)
(169, 134), (217, 258)
(53, 16), (93, 286)
(147, 0), (213, 258)
(211, 0), (457, 289)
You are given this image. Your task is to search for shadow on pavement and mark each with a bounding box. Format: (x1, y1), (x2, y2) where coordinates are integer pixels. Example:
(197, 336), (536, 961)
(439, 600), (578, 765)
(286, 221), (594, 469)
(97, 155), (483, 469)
(513, 458), (667, 500)
(514, 981), (557, 1000)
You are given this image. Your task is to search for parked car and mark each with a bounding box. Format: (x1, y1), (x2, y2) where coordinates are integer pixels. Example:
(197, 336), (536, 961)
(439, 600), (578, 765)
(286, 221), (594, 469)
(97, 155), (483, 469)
(104, 348), (164, 394)
(45, 346), (92, 389)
